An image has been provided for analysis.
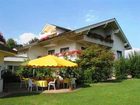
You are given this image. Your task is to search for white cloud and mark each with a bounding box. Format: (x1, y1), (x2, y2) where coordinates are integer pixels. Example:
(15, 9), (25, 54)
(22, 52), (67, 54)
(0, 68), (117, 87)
(85, 10), (97, 22)
(17, 33), (38, 44)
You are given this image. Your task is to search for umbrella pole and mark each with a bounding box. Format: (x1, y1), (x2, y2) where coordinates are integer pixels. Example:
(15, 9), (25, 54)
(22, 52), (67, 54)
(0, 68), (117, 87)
(33, 68), (35, 77)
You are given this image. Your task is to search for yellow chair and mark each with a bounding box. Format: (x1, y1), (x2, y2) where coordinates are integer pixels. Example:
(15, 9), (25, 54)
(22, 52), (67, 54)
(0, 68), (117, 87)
(63, 78), (70, 88)
(19, 75), (29, 88)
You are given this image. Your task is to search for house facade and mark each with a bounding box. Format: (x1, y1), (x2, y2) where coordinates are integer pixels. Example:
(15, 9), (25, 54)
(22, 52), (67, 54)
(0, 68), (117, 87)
(0, 35), (16, 92)
(17, 18), (131, 61)
(4, 55), (27, 73)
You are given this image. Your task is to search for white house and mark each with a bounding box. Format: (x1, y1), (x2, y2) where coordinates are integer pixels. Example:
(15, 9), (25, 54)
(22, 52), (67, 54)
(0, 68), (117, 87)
(1, 18), (132, 93)
(4, 18), (131, 74)
(0, 36), (16, 92)
(125, 48), (140, 58)
(17, 18), (131, 61)
(4, 55), (27, 73)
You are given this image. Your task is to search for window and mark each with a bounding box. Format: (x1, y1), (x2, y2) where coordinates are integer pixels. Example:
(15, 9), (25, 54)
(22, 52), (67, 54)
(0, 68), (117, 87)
(117, 50), (122, 59)
(60, 47), (69, 53)
(14, 66), (19, 72)
(81, 47), (86, 50)
(8, 65), (13, 71)
(48, 50), (55, 55)
(8, 65), (14, 72)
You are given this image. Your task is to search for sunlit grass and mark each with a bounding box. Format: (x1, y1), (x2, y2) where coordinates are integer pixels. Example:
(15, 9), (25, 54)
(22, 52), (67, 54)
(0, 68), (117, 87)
(0, 79), (140, 105)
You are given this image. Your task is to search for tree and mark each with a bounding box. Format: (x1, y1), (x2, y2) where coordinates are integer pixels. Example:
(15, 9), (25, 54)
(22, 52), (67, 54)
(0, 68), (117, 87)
(28, 37), (39, 44)
(77, 45), (114, 83)
(114, 52), (140, 79)
(0, 32), (6, 44)
(114, 57), (129, 80)
(128, 52), (140, 78)
(6, 38), (17, 49)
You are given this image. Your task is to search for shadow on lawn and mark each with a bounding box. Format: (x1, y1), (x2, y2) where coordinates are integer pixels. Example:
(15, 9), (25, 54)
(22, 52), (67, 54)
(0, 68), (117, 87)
(80, 84), (91, 88)
(80, 79), (123, 88)
(1, 92), (40, 99)
(102, 79), (123, 83)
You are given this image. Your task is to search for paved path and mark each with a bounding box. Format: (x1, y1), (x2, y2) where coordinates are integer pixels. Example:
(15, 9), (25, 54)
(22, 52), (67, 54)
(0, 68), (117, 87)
(0, 88), (79, 97)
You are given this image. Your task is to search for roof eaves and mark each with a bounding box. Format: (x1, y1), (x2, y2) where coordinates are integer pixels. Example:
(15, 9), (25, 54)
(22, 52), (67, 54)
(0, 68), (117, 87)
(113, 19), (132, 49)
(17, 41), (38, 51)
(50, 24), (71, 31)
(74, 18), (116, 33)
(41, 24), (71, 34)
(38, 31), (74, 44)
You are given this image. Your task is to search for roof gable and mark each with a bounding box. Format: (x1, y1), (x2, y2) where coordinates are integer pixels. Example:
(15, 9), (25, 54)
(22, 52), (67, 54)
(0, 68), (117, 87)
(40, 24), (71, 35)
(74, 18), (132, 49)
(18, 18), (132, 51)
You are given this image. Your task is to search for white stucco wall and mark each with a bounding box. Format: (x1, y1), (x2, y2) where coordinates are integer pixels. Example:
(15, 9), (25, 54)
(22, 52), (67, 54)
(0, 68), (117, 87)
(28, 45), (48, 60)
(75, 43), (85, 50)
(4, 61), (22, 66)
(125, 48), (140, 58)
(47, 41), (77, 54)
(111, 33), (125, 59)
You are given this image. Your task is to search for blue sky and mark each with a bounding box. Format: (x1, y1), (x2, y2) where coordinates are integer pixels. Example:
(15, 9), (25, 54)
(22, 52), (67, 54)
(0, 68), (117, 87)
(0, 0), (140, 48)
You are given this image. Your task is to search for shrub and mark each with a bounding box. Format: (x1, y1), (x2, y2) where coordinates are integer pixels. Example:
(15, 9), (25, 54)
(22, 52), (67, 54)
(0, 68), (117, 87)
(114, 57), (129, 79)
(77, 45), (114, 83)
(16, 66), (33, 77)
(114, 52), (140, 80)
(128, 52), (140, 78)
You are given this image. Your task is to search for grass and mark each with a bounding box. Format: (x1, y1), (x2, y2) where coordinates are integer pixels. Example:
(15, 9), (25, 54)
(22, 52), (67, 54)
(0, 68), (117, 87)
(0, 79), (140, 105)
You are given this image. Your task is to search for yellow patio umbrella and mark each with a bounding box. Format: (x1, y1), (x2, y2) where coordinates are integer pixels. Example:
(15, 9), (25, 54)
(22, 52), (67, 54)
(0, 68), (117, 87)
(27, 55), (78, 68)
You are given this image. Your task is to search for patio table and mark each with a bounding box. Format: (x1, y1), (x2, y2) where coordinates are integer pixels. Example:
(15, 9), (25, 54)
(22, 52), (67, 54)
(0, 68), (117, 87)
(35, 80), (48, 91)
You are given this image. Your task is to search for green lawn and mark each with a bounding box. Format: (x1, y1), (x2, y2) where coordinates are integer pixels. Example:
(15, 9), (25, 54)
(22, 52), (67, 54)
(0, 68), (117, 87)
(0, 79), (140, 105)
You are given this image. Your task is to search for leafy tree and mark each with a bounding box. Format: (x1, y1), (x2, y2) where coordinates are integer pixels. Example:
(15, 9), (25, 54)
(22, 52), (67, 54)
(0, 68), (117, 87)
(6, 38), (23, 49)
(77, 45), (114, 83)
(6, 38), (17, 49)
(28, 37), (39, 44)
(0, 32), (6, 44)
(114, 57), (129, 79)
(15, 44), (23, 49)
(128, 52), (140, 78)
(114, 51), (140, 80)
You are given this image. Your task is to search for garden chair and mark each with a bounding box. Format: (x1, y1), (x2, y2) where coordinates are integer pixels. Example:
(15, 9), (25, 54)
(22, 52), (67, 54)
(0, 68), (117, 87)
(19, 75), (28, 88)
(28, 78), (38, 92)
(63, 78), (70, 88)
(71, 77), (76, 89)
(48, 79), (56, 90)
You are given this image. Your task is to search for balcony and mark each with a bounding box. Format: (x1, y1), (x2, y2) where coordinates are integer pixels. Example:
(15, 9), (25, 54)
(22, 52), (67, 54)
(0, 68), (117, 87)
(84, 32), (113, 48)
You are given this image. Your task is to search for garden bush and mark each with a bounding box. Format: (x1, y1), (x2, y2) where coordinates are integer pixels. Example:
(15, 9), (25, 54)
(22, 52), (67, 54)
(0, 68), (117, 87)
(128, 52), (140, 78)
(77, 45), (114, 83)
(114, 57), (129, 79)
(114, 52), (140, 80)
